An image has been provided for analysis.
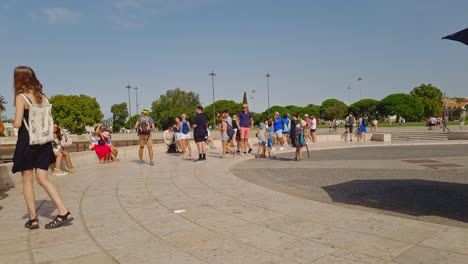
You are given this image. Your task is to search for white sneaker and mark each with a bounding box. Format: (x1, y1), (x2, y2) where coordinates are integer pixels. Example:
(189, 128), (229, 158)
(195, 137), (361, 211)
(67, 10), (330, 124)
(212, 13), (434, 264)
(53, 171), (68, 176)
(279, 147), (284, 151)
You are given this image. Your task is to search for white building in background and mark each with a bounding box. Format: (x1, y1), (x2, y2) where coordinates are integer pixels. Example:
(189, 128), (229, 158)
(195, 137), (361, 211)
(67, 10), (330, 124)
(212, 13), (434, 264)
(446, 98), (468, 121)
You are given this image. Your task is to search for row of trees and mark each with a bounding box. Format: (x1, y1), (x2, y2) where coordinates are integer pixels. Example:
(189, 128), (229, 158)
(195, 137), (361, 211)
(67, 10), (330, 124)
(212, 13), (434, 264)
(21, 83), (462, 134)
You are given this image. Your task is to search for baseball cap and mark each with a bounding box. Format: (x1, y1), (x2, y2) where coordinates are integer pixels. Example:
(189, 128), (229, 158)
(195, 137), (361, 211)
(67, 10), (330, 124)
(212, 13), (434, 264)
(304, 114), (309, 117)
(259, 123), (265, 128)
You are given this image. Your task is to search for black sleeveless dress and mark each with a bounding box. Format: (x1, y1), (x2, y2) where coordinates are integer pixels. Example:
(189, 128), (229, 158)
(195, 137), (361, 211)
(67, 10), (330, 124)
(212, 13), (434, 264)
(12, 109), (56, 173)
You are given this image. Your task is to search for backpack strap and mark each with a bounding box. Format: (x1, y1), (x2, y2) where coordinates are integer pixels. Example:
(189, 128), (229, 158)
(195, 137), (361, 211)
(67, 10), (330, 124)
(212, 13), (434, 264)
(19, 94), (33, 106)
(19, 94), (32, 131)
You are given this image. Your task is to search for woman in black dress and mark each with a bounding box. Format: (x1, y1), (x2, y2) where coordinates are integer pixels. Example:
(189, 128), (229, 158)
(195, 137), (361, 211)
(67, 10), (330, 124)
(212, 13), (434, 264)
(289, 113), (304, 161)
(12, 66), (73, 229)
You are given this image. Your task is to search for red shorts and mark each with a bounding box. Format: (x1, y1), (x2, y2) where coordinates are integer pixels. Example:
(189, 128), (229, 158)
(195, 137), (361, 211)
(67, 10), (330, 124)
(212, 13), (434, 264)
(239, 127), (250, 140)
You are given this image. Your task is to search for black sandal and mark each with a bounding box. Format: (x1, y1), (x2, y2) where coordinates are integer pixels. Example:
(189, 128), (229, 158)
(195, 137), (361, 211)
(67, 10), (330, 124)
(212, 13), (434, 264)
(24, 218), (39, 229)
(45, 211), (73, 229)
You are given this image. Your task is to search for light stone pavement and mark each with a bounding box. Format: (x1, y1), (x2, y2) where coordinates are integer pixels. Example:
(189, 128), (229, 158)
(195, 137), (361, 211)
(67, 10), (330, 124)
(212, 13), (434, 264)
(1, 141), (468, 263)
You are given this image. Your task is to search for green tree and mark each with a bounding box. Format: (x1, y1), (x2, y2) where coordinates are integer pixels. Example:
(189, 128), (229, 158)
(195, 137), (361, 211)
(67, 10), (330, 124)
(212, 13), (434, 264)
(302, 104), (321, 117)
(378, 93), (424, 121)
(110, 102), (129, 133)
(242, 91), (248, 104)
(205, 100), (243, 126)
(348, 99), (380, 116)
(50, 94), (103, 134)
(320, 99), (348, 120)
(0, 95), (7, 113)
(151, 88), (201, 129)
(410, 84), (443, 117)
(453, 107), (464, 120)
(126, 114), (140, 130)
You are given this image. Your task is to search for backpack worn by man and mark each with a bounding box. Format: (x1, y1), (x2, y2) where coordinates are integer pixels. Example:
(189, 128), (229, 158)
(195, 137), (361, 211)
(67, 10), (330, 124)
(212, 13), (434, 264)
(226, 121), (235, 138)
(138, 116), (151, 135)
(347, 115), (355, 126)
(20, 94), (54, 145)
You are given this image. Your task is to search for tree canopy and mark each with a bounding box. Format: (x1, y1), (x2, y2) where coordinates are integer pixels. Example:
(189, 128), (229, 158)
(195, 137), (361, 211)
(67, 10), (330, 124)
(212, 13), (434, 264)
(204, 100), (243, 126)
(320, 99), (348, 120)
(110, 102), (129, 133)
(410, 84), (443, 117)
(150, 88), (201, 130)
(50, 94), (103, 134)
(378, 93), (424, 121)
(348, 99), (380, 116)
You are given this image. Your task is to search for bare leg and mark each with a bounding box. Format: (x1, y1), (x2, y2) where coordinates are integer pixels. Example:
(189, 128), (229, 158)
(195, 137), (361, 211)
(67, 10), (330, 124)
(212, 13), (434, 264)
(222, 141), (227, 157)
(62, 151), (73, 170)
(22, 170), (37, 221)
(181, 140), (186, 156)
(186, 140), (192, 156)
(148, 145), (154, 161)
(35, 169), (68, 215)
(139, 146), (144, 160)
(54, 152), (64, 172)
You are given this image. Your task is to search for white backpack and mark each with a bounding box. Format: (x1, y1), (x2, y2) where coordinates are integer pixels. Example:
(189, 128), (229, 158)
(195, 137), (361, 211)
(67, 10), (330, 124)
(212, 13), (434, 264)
(20, 94), (54, 145)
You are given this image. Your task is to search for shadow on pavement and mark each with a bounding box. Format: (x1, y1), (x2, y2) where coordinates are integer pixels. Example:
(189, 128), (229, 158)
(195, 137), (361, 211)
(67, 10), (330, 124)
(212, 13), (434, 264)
(0, 188), (9, 201)
(323, 179), (468, 223)
(21, 200), (58, 220)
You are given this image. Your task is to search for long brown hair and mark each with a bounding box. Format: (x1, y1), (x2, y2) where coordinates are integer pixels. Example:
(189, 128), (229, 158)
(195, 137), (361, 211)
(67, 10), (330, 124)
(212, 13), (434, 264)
(13, 66), (45, 105)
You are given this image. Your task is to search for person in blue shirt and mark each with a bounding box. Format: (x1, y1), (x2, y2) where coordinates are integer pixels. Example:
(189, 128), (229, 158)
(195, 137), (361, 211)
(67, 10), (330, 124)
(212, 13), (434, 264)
(282, 113), (290, 145)
(273, 111), (285, 150)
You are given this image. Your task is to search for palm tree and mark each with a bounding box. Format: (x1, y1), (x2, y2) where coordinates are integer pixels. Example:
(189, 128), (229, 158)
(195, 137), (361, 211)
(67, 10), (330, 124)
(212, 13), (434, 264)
(0, 96), (7, 113)
(0, 95), (8, 113)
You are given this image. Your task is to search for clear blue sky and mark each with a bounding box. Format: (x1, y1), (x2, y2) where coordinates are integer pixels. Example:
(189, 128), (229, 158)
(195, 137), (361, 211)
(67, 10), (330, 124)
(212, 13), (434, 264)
(1, 0), (467, 118)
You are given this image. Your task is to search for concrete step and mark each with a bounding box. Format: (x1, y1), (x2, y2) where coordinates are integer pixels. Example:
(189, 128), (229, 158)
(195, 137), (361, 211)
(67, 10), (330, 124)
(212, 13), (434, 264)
(391, 132), (447, 141)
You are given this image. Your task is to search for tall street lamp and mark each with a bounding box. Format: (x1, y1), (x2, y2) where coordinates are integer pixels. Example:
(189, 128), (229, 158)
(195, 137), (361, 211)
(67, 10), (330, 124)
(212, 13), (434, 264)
(249, 90), (256, 111)
(126, 84), (132, 118)
(134, 86), (139, 114)
(266, 73), (270, 113)
(209, 71), (216, 128)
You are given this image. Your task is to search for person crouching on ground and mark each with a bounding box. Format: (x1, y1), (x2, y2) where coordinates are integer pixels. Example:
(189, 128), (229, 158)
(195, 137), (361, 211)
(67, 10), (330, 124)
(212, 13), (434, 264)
(164, 126), (178, 153)
(102, 131), (118, 161)
(90, 125), (112, 163)
(52, 125), (74, 175)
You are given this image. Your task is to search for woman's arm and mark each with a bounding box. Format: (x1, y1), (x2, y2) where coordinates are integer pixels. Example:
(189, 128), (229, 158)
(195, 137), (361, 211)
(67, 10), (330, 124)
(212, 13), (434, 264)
(13, 95), (26, 128)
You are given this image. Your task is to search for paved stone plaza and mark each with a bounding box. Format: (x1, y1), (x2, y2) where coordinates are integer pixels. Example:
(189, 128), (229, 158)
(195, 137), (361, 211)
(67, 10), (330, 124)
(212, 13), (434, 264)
(1, 140), (468, 263)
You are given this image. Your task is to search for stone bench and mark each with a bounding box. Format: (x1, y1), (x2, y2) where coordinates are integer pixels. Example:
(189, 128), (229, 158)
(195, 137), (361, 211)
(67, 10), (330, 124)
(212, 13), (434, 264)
(370, 133), (392, 142)
(447, 131), (468, 140)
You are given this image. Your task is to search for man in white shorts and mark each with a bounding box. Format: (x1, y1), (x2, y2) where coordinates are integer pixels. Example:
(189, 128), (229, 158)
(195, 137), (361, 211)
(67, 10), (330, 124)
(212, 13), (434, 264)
(273, 111), (285, 150)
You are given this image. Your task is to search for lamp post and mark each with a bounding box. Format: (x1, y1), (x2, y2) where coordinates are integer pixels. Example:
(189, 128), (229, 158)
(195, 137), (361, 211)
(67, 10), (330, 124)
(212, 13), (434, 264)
(126, 84), (132, 118)
(134, 86), (139, 114)
(209, 71), (216, 128)
(266, 73), (270, 113)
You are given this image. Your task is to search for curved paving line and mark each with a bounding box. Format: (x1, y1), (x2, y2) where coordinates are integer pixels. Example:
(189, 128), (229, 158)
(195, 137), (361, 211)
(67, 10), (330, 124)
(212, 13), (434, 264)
(114, 166), (210, 264)
(78, 178), (120, 263)
(192, 149), (468, 258)
(162, 163), (317, 263)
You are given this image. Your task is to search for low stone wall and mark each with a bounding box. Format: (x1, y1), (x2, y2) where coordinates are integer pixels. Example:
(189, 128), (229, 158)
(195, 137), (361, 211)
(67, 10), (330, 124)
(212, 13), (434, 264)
(0, 133), (391, 190)
(447, 131), (468, 140)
